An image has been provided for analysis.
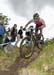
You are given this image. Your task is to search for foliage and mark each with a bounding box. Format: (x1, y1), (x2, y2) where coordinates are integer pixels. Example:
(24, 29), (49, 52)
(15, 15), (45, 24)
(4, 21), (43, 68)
(0, 13), (10, 25)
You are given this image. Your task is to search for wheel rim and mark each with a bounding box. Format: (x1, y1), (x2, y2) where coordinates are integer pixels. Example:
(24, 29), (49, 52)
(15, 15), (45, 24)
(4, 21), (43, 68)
(20, 38), (34, 58)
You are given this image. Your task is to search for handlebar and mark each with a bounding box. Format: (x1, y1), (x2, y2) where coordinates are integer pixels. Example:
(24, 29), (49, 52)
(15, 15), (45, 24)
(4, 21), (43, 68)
(23, 27), (35, 31)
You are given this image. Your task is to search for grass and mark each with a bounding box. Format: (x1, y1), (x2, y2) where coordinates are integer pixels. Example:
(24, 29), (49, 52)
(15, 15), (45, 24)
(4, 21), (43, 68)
(0, 39), (54, 75)
(25, 41), (54, 75)
(0, 46), (19, 70)
(18, 40), (54, 75)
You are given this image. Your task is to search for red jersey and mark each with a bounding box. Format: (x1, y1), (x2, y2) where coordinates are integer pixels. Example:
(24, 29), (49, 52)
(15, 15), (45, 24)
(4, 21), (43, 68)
(34, 19), (44, 27)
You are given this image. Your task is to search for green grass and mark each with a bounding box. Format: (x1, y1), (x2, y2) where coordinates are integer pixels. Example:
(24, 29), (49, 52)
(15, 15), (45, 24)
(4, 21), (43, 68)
(26, 41), (54, 75)
(0, 39), (54, 75)
(18, 40), (54, 75)
(0, 46), (19, 70)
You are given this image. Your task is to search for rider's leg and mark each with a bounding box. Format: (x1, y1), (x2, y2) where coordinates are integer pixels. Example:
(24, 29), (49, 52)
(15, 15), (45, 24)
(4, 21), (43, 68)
(39, 28), (44, 41)
(40, 28), (42, 36)
(37, 28), (42, 40)
(35, 26), (39, 36)
(40, 29), (44, 44)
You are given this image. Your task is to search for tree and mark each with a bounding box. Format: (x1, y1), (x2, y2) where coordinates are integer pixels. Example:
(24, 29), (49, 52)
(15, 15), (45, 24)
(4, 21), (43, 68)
(0, 13), (10, 25)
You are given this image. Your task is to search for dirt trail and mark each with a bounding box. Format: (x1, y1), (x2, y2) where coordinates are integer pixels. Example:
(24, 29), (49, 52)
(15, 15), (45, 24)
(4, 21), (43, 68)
(0, 48), (42, 75)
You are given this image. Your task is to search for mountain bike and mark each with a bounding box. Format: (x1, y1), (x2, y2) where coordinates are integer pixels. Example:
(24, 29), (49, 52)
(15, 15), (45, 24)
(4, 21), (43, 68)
(20, 26), (44, 59)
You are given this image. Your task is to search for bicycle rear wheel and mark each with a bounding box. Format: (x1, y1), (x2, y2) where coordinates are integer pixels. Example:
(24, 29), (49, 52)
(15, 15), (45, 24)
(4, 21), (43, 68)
(20, 37), (34, 59)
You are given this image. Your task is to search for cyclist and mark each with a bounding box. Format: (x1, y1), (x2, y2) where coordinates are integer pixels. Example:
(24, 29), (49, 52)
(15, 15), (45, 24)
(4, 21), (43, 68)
(24, 13), (46, 40)
(15, 26), (23, 46)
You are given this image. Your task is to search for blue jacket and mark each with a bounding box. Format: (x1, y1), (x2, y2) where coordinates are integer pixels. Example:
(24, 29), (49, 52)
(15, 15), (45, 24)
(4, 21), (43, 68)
(0, 24), (5, 36)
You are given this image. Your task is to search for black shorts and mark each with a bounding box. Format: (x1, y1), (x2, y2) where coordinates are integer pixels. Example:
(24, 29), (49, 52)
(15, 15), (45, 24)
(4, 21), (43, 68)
(35, 25), (41, 33)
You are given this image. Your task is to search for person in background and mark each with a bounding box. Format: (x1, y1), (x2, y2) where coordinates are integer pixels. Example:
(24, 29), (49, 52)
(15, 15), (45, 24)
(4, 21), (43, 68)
(4, 27), (11, 43)
(15, 26), (23, 46)
(0, 19), (5, 44)
(4, 24), (17, 46)
(11, 24), (17, 42)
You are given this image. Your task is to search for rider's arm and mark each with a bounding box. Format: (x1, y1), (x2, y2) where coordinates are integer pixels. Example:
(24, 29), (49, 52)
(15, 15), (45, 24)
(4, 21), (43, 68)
(41, 19), (46, 29)
(25, 19), (33, 28)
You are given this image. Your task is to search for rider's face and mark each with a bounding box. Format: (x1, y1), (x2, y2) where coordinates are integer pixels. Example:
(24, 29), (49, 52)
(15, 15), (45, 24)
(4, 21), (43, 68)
(34, 17), (39, 22)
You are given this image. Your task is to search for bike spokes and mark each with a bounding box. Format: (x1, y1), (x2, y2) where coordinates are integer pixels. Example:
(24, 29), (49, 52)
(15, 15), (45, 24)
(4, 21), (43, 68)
(20, 37), (34, 59)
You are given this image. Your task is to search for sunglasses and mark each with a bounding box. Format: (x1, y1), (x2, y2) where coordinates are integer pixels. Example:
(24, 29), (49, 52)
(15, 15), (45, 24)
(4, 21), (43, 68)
(34, 16), (39, 19)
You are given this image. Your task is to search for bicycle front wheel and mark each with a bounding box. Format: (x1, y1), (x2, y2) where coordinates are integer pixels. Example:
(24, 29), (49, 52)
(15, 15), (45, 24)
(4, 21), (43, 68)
(20, 37), (34, 59)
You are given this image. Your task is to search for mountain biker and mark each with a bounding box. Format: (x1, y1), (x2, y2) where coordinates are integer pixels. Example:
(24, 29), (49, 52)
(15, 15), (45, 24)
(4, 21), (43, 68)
(11, 24), (17, 42)
(24, 13), (46, 39)
(15, 26), (23, 46)
(0, 20), (5, 44)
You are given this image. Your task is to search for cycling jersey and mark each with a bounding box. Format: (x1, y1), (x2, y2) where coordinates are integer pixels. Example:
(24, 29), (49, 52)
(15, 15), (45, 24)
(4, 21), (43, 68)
(34, 19), (44, 27)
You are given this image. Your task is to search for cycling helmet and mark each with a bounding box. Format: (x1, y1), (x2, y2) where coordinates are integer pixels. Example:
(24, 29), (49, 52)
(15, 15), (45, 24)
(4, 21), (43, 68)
(33, 13), (39, 19)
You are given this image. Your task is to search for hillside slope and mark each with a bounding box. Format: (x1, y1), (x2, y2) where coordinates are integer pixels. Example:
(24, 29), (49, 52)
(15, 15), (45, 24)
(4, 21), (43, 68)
(18, 39), (54, 75)
(0, 39), (54, 75)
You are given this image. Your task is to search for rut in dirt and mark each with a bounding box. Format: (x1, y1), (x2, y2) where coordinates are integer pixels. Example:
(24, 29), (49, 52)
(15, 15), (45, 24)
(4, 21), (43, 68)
(0, 48), (42, 75)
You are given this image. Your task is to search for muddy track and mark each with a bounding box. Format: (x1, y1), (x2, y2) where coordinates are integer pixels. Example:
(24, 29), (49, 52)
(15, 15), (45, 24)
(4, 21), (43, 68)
(0, 48), (42, 75)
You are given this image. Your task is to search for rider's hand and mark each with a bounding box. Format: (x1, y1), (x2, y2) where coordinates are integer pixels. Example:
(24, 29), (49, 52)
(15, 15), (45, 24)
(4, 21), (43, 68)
(23, 28), (26, 30)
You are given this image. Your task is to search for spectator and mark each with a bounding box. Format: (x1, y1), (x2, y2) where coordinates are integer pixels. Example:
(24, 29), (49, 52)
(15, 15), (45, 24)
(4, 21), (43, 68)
(0, 19), (5, 44)
(15, 26), (23, 46)
(11, 24), (17, 42)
